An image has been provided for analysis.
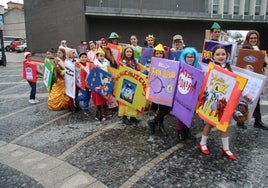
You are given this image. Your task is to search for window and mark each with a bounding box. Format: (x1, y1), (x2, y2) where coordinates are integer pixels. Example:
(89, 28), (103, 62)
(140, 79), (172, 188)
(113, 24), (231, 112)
(213, 0), (219, 14)
(223, 0), (229, 14)
(255, 0), (261, 15)
(244, 0), (250, 15)
(233, 0), (239, 15)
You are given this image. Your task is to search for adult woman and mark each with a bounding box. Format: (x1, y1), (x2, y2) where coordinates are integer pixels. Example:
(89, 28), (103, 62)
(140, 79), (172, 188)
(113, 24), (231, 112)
(236, 30), (268, 130)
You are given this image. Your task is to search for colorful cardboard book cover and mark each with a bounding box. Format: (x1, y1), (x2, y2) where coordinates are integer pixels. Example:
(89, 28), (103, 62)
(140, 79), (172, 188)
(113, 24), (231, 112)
(113, 65), (148, 112)
(196, 63), (247, 132)
(146, 57), (180, 107)
(232, 65), (266, 122)
(236, 48), (265, 74)
(43, 58), (54, 93)
(168, 50), (182, 61)
(172, 63), (205, 127)
(140, 47), (154, 66)
(107, 43), (122, 64)
(23, 60), (37, 82)
(87, 67), (114, 97)
(65, 60), (76, 98)
(75, 63), (87, 90)
(202, 40), (233, 64)
(133, 46), (142, 63)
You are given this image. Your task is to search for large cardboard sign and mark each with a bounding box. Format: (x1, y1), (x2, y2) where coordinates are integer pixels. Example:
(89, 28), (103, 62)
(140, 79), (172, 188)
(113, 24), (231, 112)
(196, 63), (247, 132)
(146, 57), (180, 106)
(168, 50), (182, 61)
(75, 63), (87, 90)
(65, 60), (76, 98)
(23, 61), (37, 82)
(172, 63), (204, 127)
(202, 40), (233, 64)
(43, 58), (54, 93)
(87, 68), (114, 97)
(113, 65), (148, 112)
(236, 48), (265, 74)
(232, 65), (266, 122)
(140, 47), (154, 66)
(107, 43), (122, 64)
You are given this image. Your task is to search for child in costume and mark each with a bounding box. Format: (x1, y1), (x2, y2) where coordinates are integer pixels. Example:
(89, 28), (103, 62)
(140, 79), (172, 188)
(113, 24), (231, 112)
(23, 52), (43, 104)
(92, 48), (111, 121)
(119, 46), (142, 125)
(47, 48), (70, 110)
(147, 44), (170, 134)
(75, 52), (94, 115)
(177, 47), (201, 141)
(210, 22), (221, 41)
(199, 45), (236, 161)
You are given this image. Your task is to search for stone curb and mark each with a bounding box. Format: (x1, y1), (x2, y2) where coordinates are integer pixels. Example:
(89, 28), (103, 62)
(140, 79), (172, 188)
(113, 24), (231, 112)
(0, 141), (108, 188)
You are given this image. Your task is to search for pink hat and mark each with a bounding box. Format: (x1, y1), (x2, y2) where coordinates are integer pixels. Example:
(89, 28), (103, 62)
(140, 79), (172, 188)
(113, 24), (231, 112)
(24, 52), (32, 59)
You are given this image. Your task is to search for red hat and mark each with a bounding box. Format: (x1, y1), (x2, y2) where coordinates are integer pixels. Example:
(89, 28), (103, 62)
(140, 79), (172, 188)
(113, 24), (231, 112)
(24, 52), (32, 59)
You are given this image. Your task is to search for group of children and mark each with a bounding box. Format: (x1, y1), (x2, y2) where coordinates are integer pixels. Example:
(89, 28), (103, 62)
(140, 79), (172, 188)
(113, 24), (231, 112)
(23, 24), (268, 161)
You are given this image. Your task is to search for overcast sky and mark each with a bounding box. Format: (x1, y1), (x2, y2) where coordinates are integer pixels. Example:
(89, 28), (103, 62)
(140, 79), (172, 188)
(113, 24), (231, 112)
(0, 0), (23, 8)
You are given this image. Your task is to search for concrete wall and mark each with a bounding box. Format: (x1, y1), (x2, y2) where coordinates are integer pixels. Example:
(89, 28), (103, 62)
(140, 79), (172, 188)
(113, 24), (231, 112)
(24, 0), (268, 53)
(3, 8), (25, 38)
(24, 0), (86, 53)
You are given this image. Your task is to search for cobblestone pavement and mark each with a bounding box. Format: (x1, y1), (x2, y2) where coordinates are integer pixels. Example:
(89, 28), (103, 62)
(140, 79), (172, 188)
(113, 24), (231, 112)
(0, 52), (268, 187)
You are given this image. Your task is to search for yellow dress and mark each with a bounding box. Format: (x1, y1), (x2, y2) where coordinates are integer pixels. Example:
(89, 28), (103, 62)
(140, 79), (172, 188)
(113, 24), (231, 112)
(47, 77), (70, 110)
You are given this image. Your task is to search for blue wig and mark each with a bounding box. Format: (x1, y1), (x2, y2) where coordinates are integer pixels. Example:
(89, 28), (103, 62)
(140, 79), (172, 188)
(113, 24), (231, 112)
(179, 47), (201, 69)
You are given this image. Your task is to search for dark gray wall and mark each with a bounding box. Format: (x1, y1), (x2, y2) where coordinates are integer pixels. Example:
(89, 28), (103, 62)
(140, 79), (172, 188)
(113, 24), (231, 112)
(24, 0), (268, 53)
(86, 16), (207, 51)
(24, 0), (86, 53)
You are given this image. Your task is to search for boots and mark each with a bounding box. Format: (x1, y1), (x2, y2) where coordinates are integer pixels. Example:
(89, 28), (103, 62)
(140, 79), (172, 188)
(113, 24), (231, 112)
(159, 123), (167, 136)
(122, 116), (132, 125)
(254, 119), (268, 130)
(184, 127), (195, 140)
(147, 120), (156, 134)
(177, 128), (195, 141)
(177, 130), (185, 141)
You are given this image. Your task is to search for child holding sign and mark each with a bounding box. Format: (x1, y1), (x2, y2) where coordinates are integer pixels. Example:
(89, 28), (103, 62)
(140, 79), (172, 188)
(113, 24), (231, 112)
(23, 52), (43, 104)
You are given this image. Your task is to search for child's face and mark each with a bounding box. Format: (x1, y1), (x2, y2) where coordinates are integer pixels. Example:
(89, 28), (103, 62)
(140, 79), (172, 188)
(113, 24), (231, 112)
(147, 38), (154, 47)
(46, 51), (54, 59)
(125, 48), (133, 58)
(211, 29), (221, 41)
(185, 54), (195, 65)
(79, 55), (88, 63)
(213, 48), (227, 64)
(154, 50), (164, 58)
(130, 36), (138, 46)
(97, 53), (105, 61)
(57, 50), (64, 59)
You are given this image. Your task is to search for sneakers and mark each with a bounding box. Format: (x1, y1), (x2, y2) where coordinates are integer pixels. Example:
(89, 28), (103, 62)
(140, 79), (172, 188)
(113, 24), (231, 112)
(29, 99), (40, 104)
(29, 99), (36, 104)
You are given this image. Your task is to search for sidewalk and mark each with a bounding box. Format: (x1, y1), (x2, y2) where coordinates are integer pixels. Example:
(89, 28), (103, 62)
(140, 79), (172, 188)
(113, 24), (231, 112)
(0, 52), (268, 188)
